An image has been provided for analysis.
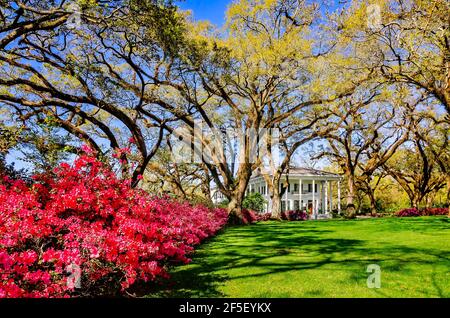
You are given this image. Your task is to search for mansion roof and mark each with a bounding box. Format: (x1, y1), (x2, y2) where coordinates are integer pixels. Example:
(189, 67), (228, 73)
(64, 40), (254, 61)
(251, 166), (341, 179)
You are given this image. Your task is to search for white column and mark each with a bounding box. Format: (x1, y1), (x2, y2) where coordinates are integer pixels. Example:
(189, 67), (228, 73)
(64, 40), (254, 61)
(312, 179), (316, 219)
(318, 181), (321, 215)
(281, 182), (284, 212)
(321, 181), (325, 214)
(285, 179), (289, 211)
(337, 180), (341, 214)
(324, 181), (328, 214)
(299, 179), (302, 211)
(329, 181), (333, 213)
(265, 180), (268, 212)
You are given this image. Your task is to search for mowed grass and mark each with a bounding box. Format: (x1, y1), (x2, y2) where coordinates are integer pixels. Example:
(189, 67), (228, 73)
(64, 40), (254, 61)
(146, 217), (450, 298)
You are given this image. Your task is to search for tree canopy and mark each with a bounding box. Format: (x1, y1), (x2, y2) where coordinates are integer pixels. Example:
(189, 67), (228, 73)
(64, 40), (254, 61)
(1, 0), (449, 221)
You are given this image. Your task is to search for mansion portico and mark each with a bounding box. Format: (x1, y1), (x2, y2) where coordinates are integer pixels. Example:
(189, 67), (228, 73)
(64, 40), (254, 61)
(211, 167), (343, 219)
(248, 167), (342, 219)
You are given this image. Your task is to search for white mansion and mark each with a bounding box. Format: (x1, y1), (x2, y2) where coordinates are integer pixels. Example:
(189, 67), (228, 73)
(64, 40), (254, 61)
(212, 167), (342, 219)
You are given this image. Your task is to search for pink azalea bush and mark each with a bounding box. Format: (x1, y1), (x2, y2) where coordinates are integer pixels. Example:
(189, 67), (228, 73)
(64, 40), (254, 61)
(240, 209), (258, 224)
(256, 212), (272, 222)
(281, 210), (309, 221)
(395, 207), (448, 217)
(421, 207), (448, 216)
(0, 152), (227, 298)
(395, 208), (422, 217)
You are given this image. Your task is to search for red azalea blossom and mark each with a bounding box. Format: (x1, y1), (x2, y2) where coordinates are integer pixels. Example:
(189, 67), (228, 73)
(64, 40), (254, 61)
(395, 207), (447, 217)
(0, 153), (228, 297)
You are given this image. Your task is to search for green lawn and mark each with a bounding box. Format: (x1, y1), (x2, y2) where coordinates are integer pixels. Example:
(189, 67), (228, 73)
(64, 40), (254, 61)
(146, 217), (450, 298)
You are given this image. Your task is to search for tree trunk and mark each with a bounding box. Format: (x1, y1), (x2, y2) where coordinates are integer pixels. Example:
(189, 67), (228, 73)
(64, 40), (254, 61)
(270, 179), (282, 220)
(0, 156), (5, 176)
(270, 195), (281, 220)
(446, 175), (450, 217)
(345, 174), (357, 219)
(410, 196), (420, 209)
(228, 193), (245, 224)
(425, 194), (433, 209)
(227, 168), (252, 224)
(367, 188), (378, 217)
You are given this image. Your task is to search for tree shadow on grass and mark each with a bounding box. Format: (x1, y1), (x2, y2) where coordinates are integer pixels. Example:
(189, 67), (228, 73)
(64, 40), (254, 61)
(142, 224), (362, 297)
(142, 263), (229, 298)
(142, 219), (450, 298)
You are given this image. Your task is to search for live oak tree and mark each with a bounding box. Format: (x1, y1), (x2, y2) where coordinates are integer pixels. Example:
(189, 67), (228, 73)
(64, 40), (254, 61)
(0, 119), (20, 175)
(157, 0), (362, 222)
(0, 0), (376, 222)
(315, 87), (410, 218)
(334, 0), (450, 215)
(383, 146), (446, 209)
(429, 124), (450, 216)
(357, 169), (389, 215)
(338, 0), (450, 116)
(378, 0), (450, 116)
(0, 0), (181, 185)
(143, 146), (214, 205)
(425, 120), (450, 215)
(258, 105), (334, 219)
(1, 0), (448, 222)
(383, 108), (449, 209)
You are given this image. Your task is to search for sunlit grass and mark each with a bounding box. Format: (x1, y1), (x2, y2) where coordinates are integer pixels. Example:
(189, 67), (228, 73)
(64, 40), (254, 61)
(146, 216), (450, 298)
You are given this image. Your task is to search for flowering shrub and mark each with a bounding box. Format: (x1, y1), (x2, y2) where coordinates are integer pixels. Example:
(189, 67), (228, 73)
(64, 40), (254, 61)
(395, 207), (447, 217)
(0, 152), (227, 298)
(240, 209), (258, 224)
(281, 210), (309, 221)
(256, 212), (272, 222)
(395, 208), (421, 217)
(421, 208), (448, 216)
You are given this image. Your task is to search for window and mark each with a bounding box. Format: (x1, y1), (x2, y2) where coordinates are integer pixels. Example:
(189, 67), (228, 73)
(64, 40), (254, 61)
(294, 200), (299, 210)
(308, 184), (312, 192)
(294, 183), (298, 192)
(315, 184), (318, 192)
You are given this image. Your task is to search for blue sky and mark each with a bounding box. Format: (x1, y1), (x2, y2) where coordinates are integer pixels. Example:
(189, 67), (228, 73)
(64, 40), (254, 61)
(178, 0), (231, 26)
(178, 0), (343, 25)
